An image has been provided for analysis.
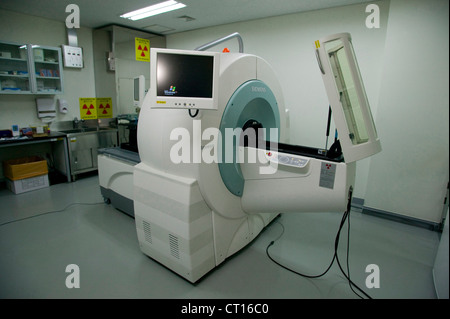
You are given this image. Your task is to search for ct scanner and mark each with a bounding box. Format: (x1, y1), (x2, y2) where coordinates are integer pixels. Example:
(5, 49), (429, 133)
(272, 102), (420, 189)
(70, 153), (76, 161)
(100, 33), (381, 283)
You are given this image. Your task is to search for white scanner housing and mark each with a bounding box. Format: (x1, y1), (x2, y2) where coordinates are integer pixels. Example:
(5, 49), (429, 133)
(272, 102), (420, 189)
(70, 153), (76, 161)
(134, 33), (380, 282)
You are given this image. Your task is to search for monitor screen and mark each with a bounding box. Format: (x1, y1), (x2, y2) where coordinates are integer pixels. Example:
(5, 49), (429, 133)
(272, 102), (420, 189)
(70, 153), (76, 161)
(156, 53), (214, 99)
(150, 48), (219, 110)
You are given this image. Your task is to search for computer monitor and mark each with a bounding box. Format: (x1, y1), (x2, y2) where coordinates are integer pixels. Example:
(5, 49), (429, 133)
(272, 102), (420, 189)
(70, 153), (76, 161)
(149, 48), (220, 110)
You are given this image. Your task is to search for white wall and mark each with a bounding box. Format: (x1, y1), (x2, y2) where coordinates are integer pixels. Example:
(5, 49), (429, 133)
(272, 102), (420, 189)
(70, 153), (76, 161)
(166, 1), (390, 201)
(0, 9), (96, 129)
(167, 0), (449, 224)
(93, 28), (117, 117)
(365, 0), (449, 223)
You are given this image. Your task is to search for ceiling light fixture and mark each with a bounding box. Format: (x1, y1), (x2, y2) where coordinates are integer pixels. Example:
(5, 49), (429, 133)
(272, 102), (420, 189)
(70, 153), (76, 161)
(120, 1), (186, 21)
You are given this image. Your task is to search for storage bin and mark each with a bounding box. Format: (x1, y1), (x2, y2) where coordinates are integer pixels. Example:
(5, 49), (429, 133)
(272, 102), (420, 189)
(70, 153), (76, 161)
(3, 156), (49, 194)
(6, 174), (49, 194)
(3, 156), (48, 181)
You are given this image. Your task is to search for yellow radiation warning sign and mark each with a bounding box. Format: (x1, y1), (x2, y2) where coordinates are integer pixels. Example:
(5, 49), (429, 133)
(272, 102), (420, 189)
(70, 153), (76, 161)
(79, 97), (113, 119)
(96, 97), (113, 119)
(79, 98), (97, 120)
(135, 37), (150, 62)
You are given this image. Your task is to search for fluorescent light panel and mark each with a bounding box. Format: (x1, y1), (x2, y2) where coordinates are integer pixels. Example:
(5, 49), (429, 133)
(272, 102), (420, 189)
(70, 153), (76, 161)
(120, 1), (186, 21)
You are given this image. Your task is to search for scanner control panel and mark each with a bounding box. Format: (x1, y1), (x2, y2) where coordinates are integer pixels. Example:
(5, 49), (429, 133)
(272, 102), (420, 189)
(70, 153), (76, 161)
(265, 151), (310, 168)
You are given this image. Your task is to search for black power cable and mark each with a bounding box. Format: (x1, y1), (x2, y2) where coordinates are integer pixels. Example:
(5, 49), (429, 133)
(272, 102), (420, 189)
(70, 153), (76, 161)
(188, 109), (199, 118)
(0, 202), (105, 227)
(266, 189), (372, 299)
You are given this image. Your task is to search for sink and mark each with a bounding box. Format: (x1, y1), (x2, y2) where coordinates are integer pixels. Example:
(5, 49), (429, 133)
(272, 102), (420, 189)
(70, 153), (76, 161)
(58, 129), (88, 134)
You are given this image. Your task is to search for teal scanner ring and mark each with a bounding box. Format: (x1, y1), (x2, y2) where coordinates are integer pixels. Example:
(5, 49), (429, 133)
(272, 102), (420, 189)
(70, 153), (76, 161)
(218, 80), (280, 197)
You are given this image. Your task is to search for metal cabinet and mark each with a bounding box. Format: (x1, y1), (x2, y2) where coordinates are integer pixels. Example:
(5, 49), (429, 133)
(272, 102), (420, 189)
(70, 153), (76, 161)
(65, 129), (118, 180)
(0, 40), (63, 94)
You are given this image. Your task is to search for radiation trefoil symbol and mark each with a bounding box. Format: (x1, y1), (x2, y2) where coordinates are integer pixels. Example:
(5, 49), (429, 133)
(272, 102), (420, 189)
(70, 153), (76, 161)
(98, 103), (111, 115)
(137, 44), (148, 58)
(82, 104), (95, 115)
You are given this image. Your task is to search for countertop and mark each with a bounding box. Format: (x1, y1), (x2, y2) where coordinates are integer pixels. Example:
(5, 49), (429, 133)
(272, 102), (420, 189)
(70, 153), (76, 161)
(0, 131), (66, 146)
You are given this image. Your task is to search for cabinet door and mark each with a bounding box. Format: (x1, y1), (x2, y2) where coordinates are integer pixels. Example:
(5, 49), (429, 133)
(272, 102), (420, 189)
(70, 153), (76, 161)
(30, 45), (64, 94)
(0, 41), (32, 94)
(72, 149), (94, 171)
(69, 134), (98, 173)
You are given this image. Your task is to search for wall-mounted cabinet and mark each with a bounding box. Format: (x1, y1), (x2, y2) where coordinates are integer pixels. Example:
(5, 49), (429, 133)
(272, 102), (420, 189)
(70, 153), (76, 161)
(0, 41), (32, 93)
(31, 45), (63, 94)
(0, 40), (63, 95)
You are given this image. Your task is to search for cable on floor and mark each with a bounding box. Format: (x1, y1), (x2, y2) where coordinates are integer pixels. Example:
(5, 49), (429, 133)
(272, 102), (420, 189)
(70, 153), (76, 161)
(266, 191), (373, 299)
(0, 201), (105, 227)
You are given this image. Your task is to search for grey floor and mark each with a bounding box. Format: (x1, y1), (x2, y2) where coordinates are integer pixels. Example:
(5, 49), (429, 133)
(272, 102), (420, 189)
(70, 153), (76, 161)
(0, 175), (441, 299)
